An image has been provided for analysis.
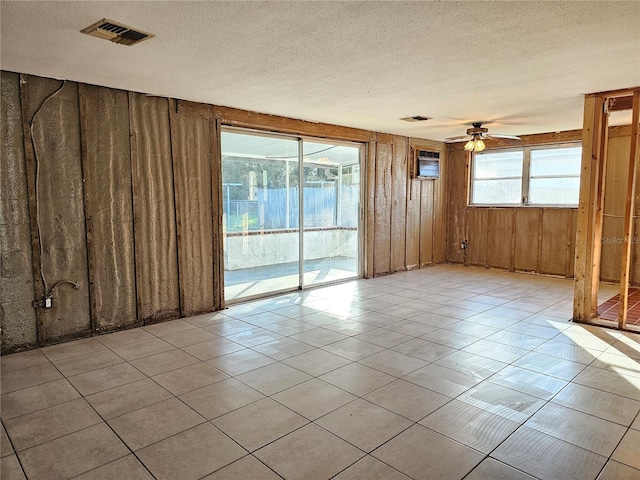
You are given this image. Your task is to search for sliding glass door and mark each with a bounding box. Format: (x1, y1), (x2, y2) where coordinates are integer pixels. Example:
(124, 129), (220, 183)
(221, 129), (361, 302)
(302, 141), (360, 287)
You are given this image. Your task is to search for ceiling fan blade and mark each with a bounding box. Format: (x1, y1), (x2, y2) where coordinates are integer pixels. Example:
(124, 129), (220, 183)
(487, 134), (521, 140)
(444, 135), (471, 143)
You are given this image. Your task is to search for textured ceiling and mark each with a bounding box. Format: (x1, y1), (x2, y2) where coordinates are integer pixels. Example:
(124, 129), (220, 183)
(1, 1), (639, 141)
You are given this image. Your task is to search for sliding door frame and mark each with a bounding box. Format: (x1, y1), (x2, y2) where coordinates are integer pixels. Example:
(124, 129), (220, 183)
(220, 126), (365, 304)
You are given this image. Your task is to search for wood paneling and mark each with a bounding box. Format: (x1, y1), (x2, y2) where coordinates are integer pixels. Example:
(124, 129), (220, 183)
(79, 84), (137, 332)
(466, 208), (490, 267)
(600, 136), (629, 282)
(129, 93), (180, 322)
(405, 172), (422, 269)
(213, 105), (372, 142)
(21, 76), (91, 342)
(514, 208), (541, 272)
(170, 101), (215, 316)
(373, 140), (392, 276)
(1, 72), (37, 349)
(364, 140), (376, 278)
(488, 209), (514, 270)
(390, 136), (408, 272)
(419, 180), (434, 266)
(1, 70), (448, 351)
(540, 209), (572, 276)
(445, 148), (467, 264)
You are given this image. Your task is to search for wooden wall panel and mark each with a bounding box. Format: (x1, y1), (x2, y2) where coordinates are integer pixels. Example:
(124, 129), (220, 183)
(488, 209), (514, 270)
(540, 209), (572, 276)
(1, 70), (449, 351)
(374, 138), (393, 276)
(21, 76), (91, 341)
(419, 180), (434, 265)
(170, 103), (215, 316)
(365, 140), (376, 278)
(432, 147), (447, 263)
(129, 93), (180, 322)
(601, 135), (632, 282)
(405, 177), (421, 269)
(514, 208), (541, 272)
(466, 208), (490, 266)
(446, 148), (467, 263)
(390, 136), (408, 272)
(568, 209), (578, 278)
(80, 84), (137, 332)
(1, 72), (37, 349)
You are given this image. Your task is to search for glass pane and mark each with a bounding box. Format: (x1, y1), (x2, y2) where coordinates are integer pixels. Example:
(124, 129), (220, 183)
(221, 131), (300, 301)
(472, 179), (521, 204)
(529, 177), (580, 205)
(302, 141), (360, 287)
(531, 146), (582, 177)
(474, 150), (523, 179)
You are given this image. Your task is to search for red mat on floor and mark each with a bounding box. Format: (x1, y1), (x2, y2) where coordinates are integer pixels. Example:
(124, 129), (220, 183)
(598, 287), (640, 326)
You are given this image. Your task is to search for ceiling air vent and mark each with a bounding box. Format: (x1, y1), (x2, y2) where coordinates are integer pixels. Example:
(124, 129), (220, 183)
(81, 19), (154, 46)
(400, 116), (433, 122)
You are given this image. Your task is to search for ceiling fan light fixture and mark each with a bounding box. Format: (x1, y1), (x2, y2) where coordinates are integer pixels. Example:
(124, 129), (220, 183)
(464, 137), (485, 152)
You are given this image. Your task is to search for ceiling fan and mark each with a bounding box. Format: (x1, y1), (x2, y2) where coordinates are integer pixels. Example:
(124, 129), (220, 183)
(444, 122), (520, 152)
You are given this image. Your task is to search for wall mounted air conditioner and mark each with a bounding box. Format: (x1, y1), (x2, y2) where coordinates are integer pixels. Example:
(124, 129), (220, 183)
(414, 150), (440, 179)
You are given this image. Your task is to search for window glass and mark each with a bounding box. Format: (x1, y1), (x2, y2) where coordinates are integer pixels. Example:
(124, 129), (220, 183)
(471, 150), (523, 204)
(472, 179), (522, 205)
(474, 150), (524, 179)
(469, 144), (581, 207)
(529, 146), (581, 205)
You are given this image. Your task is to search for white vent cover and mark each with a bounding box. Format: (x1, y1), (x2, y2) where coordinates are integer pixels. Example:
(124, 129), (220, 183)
(81, 19), (154, 46)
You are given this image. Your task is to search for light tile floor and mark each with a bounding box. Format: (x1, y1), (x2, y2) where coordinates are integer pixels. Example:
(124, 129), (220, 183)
(1, 265), (640, 480)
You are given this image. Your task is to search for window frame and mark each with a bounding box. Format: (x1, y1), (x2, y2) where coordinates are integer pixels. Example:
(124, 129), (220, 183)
(469, 142), (582, 208)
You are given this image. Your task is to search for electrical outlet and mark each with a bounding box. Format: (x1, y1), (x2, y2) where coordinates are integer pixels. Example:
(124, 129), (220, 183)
(33, 295), (53, 309)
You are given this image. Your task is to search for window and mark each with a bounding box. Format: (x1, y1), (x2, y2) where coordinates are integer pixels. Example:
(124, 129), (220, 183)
(470, 143), (581, 206)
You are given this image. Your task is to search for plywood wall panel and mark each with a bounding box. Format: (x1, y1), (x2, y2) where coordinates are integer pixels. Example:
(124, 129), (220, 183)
(540, 209), (572, 276)
(129, 93), (180, 322)
(488, 209), (514, 270)
(80, 84), (137, 332)
(1, 72), (37, 349)
(405, 178), (421, 269)
(601, 135), (632, 283)
(446, 147), (467, 263)
(419, 180), (434, 265)
(568, 209), (578, 278)
(170, 104), (215, 315)
(365, 140), (376, 278)
(374, 140), (392, 276)
(390, 136), (408, 272)
(21, 76), (91, 340)
(432, 149), (447, 263)
(514, 208), (541, 272)
(466, 208), (490, 266)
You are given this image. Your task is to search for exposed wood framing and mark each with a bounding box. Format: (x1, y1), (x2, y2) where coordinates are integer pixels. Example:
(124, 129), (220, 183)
(573, 87), (640, 329)
(573, 95), (609, 321)
(618, 91), (640, 328)
(213, 105), (371, 142)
